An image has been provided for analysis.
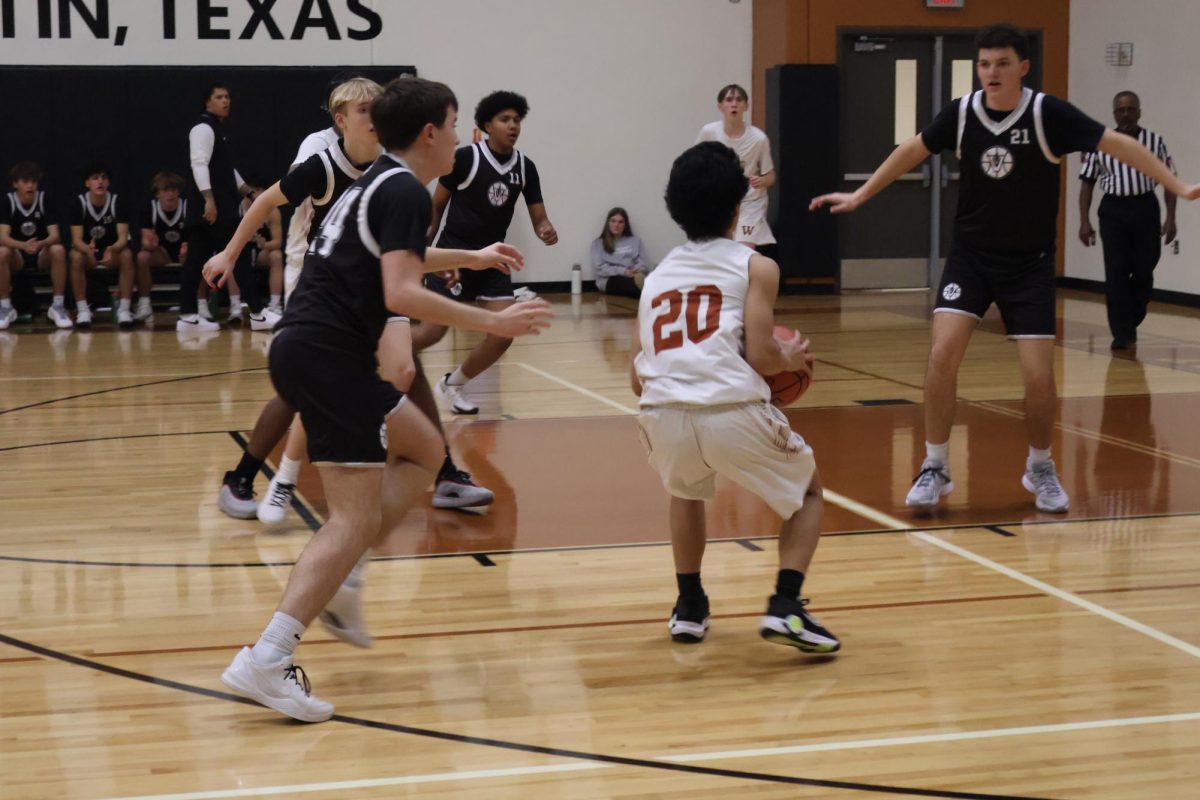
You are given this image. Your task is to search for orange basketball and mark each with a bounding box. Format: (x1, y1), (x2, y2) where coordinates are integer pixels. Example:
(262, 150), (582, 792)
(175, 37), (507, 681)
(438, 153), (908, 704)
(764, 326), (812, 407)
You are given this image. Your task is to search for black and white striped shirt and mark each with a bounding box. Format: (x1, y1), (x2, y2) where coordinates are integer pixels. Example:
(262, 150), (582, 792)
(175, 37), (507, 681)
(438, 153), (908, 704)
(1080, 128), (1175, 196)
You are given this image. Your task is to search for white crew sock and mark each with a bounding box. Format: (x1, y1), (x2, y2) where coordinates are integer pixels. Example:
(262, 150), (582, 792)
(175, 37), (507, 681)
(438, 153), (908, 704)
(269, 294), (281, 309)
(118, 298), (131, 312)
(276, 455), (302, 485)
(1028, 446), (1052, 467)
(925, 441), (949, 467)
(447, 366), (469, 387)
(250, 611), (306, 665)
(76, 300), (90, 313)
(52, 295), (65, 308)
(0, 298), (11, 311)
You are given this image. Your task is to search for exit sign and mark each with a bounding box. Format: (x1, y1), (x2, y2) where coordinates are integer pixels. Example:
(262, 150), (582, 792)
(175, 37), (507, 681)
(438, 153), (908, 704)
(927, 0), (965, 7)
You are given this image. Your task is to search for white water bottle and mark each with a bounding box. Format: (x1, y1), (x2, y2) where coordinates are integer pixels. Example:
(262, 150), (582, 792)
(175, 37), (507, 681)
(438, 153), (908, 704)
(570, 263), (582, 295)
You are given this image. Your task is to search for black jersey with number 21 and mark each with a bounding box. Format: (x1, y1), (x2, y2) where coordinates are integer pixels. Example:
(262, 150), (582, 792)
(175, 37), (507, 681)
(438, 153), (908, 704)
(922, 88), (1104, 257)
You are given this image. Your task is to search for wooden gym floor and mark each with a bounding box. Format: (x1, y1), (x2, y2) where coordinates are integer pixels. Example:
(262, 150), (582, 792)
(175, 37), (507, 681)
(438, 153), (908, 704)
(1, 289), (1198, 799)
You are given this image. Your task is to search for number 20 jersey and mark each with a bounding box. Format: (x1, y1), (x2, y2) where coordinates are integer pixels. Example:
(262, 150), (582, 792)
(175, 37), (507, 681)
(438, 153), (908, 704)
(635, 237), (769, 407)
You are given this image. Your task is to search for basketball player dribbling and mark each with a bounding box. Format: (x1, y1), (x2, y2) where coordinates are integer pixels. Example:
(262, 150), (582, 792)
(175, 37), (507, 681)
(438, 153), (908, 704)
(631, 141), (839, 654)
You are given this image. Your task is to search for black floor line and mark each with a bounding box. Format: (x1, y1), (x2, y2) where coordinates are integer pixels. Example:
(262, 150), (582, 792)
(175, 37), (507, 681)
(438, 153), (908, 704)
(0, 631), (1055, 800)
(0, 366), (264, 416)
(736, 539), (765, 551)
(984, 525), (1016, 537)
(227, 431), (322, 533)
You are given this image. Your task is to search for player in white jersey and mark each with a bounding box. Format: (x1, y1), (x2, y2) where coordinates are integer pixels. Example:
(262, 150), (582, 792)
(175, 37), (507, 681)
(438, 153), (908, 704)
(632, 142), (839, 654)
(282, 125), (339, 304)
(695, 84), (776, 248)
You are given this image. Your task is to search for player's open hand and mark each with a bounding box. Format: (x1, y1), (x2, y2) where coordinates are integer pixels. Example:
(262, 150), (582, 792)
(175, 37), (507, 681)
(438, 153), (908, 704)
(1181, 184), (1200, 202)
(489, 298), (553, 338)
(203, 252), (235, 288)
(472, 242), (524, 274)
(778, 331), (814, 376)
(809, 192), (862, 214)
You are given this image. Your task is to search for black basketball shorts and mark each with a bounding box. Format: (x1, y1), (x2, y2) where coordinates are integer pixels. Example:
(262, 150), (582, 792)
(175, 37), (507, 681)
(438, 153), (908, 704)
(268, 326), (404, 466)
(425, 267), (514, 303)
(934, 244), (1057, 339)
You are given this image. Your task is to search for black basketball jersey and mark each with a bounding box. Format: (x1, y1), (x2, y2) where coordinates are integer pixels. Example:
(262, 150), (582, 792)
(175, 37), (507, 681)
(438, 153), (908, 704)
(147, 198), (188, 260)
(71, 192), (125, 251)
(437, 142), (543, 249)
(280, 154), (430, 352)
(1, 191), (51, 241)
(280, 139), (373, 242)
(187, 111), (240, 221)
(922, 88), (1104, 257)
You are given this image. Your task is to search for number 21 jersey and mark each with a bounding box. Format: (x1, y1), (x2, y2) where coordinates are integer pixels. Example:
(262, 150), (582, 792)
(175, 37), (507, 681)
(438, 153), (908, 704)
(635, 238), (769, 407)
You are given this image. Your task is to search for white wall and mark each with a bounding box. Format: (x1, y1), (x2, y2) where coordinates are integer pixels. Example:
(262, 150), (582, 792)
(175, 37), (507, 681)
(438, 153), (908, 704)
(1067, 0), (1200, 294)
(0, 0), (753, 284)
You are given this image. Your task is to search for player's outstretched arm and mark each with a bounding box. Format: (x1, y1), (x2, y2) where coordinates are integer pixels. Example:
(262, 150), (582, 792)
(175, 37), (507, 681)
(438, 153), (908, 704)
(382, 249), (552, 337)
(1097, 130), (1200, 200)
(203, 182), (288, 287)
(810, 134), (932, 214)
(424, 243), (524, 274)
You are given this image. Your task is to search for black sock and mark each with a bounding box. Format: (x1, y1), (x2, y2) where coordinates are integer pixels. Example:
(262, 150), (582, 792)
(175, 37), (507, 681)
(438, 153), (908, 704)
(775, 568), (805, 601)
(437, 453), (455, 480)
(676, 572), (704, 601)
(234, 453), (264, 482)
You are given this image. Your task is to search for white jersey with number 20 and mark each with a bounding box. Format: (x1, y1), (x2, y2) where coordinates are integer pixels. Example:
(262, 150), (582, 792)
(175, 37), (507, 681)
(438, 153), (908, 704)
(635, 238), (769, 407)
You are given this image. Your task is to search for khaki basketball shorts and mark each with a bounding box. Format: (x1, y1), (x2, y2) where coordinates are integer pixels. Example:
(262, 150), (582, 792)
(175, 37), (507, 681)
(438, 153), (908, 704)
(637, 401), (816, 518)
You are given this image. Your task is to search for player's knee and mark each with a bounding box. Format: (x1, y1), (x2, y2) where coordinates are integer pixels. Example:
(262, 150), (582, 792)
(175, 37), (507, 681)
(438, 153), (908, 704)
(47, 243), (65, 258)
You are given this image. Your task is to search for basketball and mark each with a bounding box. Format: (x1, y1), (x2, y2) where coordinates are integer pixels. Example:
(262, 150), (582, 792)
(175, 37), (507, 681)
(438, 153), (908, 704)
(764, 326), (812, 407)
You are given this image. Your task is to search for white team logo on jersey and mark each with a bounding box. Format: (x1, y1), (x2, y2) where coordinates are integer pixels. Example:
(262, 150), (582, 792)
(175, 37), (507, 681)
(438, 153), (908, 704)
(981, 145), (1014, 179)
(487, 181), (510, 207)
(165, 230), (181, 243)
(379, 421), (389, 452)
(90, 224), (107, 241)
(19, 221), (36, 237)
(942, 282), (962, 301)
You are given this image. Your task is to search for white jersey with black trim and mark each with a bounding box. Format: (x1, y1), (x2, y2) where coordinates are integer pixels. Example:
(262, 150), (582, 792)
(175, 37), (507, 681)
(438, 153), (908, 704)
(286, 127), (341, 269)
(635, 237), (769, 407)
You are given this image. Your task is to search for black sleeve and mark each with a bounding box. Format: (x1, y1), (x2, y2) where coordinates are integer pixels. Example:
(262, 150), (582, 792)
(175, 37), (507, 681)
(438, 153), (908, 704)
(368, 174), (432, 258)
(1040, 96), (1106, 157)
(437, 146), (474, 192)
(278, 152), (330, 206)
(522, 157), (543, 206)
(67, 197), (84, 228)
(920, 99), (961, 154)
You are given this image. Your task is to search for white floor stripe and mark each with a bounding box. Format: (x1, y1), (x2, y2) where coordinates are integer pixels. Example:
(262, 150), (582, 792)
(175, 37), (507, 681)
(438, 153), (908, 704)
(820, 488), (1200, 660)
(102, 710), (1200, 799)
(515, 362), (638, 415)
(662, 711), (1200, 762)
(908, 530), (1200, 659)
(101, 763), (609, 800)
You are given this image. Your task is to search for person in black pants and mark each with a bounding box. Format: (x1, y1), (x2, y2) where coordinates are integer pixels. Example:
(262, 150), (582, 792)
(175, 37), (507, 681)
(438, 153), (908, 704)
(1078, 91), (1178, 350)
(178, 83), (254, 334)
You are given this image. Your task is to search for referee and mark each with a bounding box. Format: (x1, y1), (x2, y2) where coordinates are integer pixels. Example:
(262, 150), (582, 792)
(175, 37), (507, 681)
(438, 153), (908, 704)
(1079, 91), (1177, 349)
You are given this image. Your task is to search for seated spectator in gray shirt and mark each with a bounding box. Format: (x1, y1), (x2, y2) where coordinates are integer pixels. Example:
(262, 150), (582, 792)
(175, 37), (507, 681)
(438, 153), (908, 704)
(590, 207), (648, 298)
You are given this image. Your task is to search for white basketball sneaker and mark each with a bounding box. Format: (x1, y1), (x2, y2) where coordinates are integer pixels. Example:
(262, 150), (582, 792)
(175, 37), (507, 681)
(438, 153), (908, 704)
(435, 373), (479, 415)
(46, 305), (74, 329)
(257, 475), (295, 524)
(220, 647), (333, 722)
(905, 459), (954, 508)
(1022, 459), (1070, 513)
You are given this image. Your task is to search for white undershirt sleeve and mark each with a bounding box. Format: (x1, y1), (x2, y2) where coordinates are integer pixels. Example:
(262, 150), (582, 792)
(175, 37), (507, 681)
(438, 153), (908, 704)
(189, 124), (215, 193)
